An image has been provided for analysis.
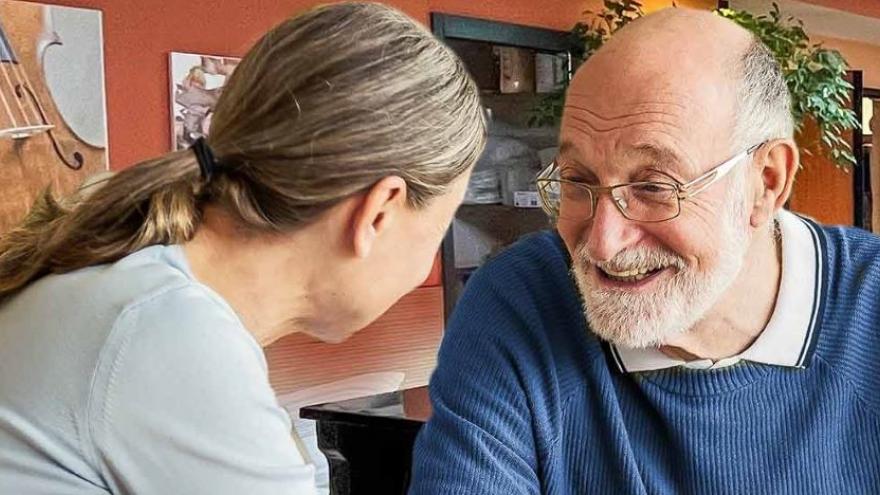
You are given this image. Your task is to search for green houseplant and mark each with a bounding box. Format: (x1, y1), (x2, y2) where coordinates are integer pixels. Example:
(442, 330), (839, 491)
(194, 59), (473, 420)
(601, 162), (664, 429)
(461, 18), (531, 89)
(531, 1), (860, 169)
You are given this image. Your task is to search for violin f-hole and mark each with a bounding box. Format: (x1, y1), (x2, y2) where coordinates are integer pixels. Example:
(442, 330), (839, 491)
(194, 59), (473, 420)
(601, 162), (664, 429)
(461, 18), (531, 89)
(19, 82), (83, 170)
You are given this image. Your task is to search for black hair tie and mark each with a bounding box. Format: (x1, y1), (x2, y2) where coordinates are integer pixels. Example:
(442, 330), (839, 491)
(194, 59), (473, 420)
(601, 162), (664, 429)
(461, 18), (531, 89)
(190, 137), (219, 182)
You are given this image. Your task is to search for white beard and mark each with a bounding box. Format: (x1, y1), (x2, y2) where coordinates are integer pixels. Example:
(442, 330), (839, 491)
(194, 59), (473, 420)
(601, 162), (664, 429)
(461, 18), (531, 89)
(572, 173), (752, 348)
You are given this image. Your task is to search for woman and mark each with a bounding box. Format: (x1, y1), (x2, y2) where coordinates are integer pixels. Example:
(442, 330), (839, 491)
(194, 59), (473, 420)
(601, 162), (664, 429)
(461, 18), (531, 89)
(0, 3), (485, 494)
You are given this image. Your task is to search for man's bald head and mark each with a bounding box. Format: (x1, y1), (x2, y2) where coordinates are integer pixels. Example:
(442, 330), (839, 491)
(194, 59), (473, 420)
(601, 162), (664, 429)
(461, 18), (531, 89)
(565, 8), (792, 158)
(589, 8), (752, 85)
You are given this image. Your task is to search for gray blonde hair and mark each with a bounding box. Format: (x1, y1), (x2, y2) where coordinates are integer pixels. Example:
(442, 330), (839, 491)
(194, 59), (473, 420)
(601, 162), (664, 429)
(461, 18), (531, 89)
(0, 2), (486, 299)
(730, 35), (794, 152)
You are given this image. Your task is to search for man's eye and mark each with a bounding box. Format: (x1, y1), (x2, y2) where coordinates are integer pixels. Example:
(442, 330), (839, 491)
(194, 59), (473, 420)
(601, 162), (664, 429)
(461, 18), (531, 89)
(639, 168), (681, 184)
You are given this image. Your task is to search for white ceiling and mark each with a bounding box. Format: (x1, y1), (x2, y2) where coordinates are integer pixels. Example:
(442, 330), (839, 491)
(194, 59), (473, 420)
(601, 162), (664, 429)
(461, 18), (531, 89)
(730, 0), (880, 46)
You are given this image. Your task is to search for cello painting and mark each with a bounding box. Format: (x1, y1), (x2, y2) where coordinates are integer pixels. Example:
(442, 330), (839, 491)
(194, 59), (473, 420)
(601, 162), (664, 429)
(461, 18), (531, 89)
(0, 0), (108, 233)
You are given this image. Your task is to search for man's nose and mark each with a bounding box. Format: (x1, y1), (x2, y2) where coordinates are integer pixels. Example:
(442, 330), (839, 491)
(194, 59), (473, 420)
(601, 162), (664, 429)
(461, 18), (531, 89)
(583, 193), (640, 263)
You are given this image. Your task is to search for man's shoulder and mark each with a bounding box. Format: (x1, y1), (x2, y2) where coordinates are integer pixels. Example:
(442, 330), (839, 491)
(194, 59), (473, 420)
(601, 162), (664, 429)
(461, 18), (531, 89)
(474, 230), (571, 288)
(460, 230), (584, 328)
(809, 222), (880, 413)
(815, 222), (880, 305)
(819, 223), (880, 266)
(449, 230), (604, 381)
(797, 214), (880, 264)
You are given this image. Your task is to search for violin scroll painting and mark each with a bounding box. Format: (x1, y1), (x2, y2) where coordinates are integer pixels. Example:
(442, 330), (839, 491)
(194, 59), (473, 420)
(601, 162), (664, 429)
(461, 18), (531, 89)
(0, 0), (107, 233)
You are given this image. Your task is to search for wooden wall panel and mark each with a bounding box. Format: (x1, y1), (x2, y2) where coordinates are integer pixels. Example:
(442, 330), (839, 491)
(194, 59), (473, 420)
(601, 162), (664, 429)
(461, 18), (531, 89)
(423, 253), (442, 287)
(789, 120), (854, 226)
(266, 286), (444, 395)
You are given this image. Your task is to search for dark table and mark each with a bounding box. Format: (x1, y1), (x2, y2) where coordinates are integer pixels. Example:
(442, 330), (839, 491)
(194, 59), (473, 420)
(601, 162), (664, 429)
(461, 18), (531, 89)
(300, 386), (431, 495)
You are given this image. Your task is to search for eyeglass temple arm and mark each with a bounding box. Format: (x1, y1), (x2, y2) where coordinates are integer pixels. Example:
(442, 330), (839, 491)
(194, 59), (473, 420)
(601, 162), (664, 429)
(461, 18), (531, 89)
(678, 144), (761, 198)
(536, 162), (560, 216)
(538, 161), (558, 179)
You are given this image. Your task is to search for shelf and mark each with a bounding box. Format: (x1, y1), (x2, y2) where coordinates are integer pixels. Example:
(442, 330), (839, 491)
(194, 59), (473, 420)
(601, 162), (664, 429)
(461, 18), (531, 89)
(453, 203), (551, 270)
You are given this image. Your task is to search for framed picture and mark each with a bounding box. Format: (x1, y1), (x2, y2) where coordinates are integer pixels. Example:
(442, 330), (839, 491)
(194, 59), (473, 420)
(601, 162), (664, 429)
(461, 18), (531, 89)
(0, 0), (108, 233)
(169, 52), (240, 151)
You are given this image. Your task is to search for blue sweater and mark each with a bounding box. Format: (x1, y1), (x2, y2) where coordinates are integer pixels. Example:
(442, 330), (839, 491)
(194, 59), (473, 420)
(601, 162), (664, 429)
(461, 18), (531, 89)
(409, 224), (880, 494)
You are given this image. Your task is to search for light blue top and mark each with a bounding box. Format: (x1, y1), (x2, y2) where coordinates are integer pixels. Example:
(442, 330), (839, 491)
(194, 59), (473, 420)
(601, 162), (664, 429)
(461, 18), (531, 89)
(0, 244), (316, 494)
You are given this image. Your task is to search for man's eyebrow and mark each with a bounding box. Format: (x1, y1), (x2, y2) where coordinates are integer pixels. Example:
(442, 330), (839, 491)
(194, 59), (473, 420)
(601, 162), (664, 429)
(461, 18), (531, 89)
(555, 140), (590, 173)
(630, 143), (683, 169)
(630, 143), (696, 183)
(558, 139), (576, 159)
(557, 141), (689, 181)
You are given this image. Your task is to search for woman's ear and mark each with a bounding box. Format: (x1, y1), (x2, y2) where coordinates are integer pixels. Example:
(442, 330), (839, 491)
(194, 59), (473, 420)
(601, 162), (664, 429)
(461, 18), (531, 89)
(350, 176), (408, 258)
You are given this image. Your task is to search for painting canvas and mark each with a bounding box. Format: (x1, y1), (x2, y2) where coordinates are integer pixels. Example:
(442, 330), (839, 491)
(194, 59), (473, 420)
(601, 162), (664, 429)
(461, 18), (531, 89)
(169, 52), (240, 151)
(0, 0), (108, 233)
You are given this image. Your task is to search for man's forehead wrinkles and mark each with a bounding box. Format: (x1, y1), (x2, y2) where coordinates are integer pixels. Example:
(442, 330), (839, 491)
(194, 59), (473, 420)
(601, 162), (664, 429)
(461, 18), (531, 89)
(565, 91), (690, 110)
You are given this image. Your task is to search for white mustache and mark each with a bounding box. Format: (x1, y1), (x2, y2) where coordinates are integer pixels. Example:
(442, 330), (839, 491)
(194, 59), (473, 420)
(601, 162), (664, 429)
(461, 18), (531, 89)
(575, 244), (687, 274)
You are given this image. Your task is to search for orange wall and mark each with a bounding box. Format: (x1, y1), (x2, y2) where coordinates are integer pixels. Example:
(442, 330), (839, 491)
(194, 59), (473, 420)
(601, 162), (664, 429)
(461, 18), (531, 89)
(28, 0), (590, 169)
(642, 0), (716, 12)
(801, 0), (880, 20)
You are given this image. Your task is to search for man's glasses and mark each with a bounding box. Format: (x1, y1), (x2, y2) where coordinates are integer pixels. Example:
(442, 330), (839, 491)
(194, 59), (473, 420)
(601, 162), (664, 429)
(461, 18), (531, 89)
(536, 143), (762, 223)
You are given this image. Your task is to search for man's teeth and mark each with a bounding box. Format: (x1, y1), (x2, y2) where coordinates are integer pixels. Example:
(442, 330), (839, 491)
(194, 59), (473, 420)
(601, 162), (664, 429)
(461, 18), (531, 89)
(602, 266), (660, 281)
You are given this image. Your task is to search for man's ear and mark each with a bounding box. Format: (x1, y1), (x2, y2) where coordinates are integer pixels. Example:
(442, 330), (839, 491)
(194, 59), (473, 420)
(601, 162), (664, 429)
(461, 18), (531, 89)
(350, 176), (408, 259)
(750, 139), (798, 228)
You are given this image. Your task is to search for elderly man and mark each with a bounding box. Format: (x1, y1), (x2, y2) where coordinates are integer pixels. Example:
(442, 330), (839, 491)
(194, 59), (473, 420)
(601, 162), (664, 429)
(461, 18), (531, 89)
(409, 7), (880, 494)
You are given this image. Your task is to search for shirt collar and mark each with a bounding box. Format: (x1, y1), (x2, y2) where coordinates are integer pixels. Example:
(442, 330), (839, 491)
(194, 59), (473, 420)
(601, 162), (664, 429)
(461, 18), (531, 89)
(604, 209), (825, 373)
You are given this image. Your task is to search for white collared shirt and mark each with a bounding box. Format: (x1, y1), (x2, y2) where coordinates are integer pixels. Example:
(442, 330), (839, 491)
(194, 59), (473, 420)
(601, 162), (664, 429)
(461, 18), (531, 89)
(605, 209), (825, 373)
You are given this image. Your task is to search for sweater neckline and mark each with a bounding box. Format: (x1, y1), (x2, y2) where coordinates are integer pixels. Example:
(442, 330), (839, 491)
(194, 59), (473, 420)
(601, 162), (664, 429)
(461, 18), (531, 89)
(633, 361), (780, 396)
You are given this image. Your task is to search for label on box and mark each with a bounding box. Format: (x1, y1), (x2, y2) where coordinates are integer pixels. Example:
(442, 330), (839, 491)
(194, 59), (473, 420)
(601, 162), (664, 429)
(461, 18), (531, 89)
(513, 191), (540, 208)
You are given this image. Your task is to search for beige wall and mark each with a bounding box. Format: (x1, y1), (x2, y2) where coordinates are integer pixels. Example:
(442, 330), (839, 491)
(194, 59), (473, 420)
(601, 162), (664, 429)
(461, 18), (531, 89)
(812, 35), (880, 90)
